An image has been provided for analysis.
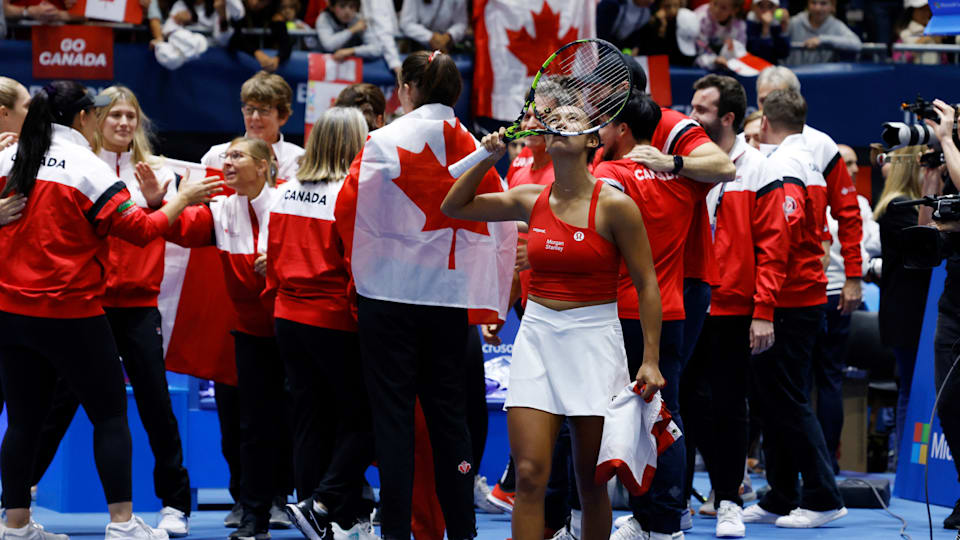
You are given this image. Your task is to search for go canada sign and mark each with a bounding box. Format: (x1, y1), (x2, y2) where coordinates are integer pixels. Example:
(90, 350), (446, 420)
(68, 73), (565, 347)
(33, 25), (113, 80)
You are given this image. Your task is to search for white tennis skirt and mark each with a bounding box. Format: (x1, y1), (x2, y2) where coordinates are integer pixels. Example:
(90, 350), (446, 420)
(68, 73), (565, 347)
(505, 300), (631, 417)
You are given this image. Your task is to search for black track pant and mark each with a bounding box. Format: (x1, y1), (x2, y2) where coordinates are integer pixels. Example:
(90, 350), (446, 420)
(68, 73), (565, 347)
(275, 318), (374, 524)
(232, 331), (293, 521)
(0, 311), (132, 509)
(751, 306), (843, 514)
(465, 328), (488, 471)
(28, 307), (192, 513)
(686, 315), (752, 507)
(933, 297), (960, 485)
(357, 296), (476, 540)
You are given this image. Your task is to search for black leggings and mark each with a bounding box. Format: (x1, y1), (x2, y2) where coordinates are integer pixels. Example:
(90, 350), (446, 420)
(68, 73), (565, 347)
(27, 307), (193, 513)
(0, 311), (132, 509)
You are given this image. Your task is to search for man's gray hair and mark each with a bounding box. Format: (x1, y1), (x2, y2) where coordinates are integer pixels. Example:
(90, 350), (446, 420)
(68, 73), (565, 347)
(757, 66), (801, 93)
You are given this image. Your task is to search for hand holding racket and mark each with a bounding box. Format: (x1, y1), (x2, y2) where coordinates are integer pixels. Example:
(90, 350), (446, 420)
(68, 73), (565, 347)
(448, 38), (633, 178)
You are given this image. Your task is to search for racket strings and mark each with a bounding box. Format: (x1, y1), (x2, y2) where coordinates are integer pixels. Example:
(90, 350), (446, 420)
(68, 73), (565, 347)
(534, 42), (630, 134)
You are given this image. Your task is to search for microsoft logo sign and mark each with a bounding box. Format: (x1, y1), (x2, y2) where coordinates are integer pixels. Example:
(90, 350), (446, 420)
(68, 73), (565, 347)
(911, 422), (955, 464)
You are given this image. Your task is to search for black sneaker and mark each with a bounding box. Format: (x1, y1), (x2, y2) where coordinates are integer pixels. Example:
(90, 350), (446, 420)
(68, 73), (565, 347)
(228, 518), (270, 540)
(225, 502), (243, 528)
(945, 498), (960, 529)
(284, 499), (332, 540)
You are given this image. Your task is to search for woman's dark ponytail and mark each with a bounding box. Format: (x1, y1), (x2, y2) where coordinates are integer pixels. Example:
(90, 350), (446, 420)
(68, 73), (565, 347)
(400, 50), (462, 109)
(2, 80), (90, 198)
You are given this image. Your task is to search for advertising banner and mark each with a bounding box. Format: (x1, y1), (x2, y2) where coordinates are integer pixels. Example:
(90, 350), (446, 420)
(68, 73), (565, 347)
(894, 264), (960, 507)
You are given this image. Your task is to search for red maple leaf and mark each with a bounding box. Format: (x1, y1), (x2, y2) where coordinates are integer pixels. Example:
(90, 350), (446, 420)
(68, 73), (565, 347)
(506, 2), (581, 77)
(392, 119), (499, 270)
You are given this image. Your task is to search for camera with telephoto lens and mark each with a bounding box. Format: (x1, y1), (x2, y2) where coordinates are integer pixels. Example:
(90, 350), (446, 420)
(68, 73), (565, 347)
(881, 97), (960, 150)
(892, 195), (960, 269)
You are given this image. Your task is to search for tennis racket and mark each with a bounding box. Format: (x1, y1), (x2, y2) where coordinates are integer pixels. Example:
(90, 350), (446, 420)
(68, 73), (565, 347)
(448, 38), (633, 178)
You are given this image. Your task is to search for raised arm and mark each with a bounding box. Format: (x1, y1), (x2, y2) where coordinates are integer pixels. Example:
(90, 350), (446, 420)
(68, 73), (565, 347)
(441, 130), (542, 223)
(606, 192), (664, 399)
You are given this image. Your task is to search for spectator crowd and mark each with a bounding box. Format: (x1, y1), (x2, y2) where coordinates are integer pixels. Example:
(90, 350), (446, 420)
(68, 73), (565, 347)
(1, 0), (957, 71)
(0, 2), (958, 540)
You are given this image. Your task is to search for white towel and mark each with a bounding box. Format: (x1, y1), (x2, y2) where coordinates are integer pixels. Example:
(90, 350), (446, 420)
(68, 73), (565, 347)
(595, 382), (682, 496)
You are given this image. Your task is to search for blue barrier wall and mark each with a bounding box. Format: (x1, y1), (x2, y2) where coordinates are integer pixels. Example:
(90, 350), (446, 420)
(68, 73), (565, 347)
(0, 41), (473, 137)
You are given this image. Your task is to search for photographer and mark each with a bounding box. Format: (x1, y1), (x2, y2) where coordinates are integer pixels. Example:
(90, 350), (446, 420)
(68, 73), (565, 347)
(922, 99), (960, 530)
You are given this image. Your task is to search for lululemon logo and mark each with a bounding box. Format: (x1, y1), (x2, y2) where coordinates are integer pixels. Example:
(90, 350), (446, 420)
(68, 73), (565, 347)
(458, 461), (472, 474)
(573, 231), (584, 241)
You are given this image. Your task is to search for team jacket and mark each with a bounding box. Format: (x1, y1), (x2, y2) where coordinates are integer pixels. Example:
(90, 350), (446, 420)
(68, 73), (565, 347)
(766, 133), (829, 308)
(653, 108), (720, 287)
(0, 125), (171, 318)
(164, 185), (280, 336)
(707, 139), (789, 321)
(201, 134), (305, 183)
(264, 178), (356, 332)
(98, 149), (177, 308)
(803, 124), (863, 277)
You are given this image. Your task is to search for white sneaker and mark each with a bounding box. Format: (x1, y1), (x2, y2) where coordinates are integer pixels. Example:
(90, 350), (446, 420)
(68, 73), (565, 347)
(613, 514), (633, 529)
(1, 521), (68, 540)
(774, 507), (847, 528)
(715, 501), (745, 538)
(105, 515), (170, 539)
(473, 476), (502, 514)
(609, 516), (646, 540)
(551, 525), (577, 540)
(331, 520), (379, 540)
(740, 504), (779, 524)
(156, 507), (188, 538)
(648, 533), (683, 540)
(699, 490), (716, 516)
(680, 507), (692, 531)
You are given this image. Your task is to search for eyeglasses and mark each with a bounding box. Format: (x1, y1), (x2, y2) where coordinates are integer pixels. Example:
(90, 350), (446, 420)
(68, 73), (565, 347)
(219, 151), (253, 162)
(241, 104), (276, 117)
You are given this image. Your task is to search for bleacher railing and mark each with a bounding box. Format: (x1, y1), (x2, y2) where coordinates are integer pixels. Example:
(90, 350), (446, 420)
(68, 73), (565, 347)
(10, 21), (960, 63)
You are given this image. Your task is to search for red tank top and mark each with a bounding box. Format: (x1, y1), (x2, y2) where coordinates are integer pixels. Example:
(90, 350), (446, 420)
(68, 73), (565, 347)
(527, 181), (621, 302)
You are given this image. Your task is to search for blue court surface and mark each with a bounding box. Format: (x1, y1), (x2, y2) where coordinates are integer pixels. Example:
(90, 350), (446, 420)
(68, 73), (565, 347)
(23, 473), (960, 539)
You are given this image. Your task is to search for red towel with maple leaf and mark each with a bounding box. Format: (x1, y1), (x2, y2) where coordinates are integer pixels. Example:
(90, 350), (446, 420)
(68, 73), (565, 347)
(334, 104), (517, 323)
(472, 0), (595, 121)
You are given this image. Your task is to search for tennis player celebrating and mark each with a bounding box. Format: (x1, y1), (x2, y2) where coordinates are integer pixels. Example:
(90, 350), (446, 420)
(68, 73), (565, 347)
(441, 109), (664, 540)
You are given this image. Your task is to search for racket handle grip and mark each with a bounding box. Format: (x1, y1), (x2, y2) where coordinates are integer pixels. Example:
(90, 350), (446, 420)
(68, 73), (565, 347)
(448, 146), (494, 178)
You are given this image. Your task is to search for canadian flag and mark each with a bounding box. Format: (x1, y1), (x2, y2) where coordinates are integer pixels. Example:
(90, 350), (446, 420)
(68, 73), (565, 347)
(305, 53), (363, 138)
(473, 0), (595, 121)
(69, 0), (142, 24)
(158, 158), (238, 385)
(719, 40), (774, 77)
(335, 104), (517, 323)
(632, 55), (672, 107)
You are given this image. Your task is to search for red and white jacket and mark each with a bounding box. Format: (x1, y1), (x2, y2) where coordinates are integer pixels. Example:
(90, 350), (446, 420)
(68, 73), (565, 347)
(263, 178), (356, 333)
(707, 139), (789, 321)
(0, 125), (171, 318)
(164, 185), (280, 336)
(98, 149), (177, 308)
(766, 133), (829, 308)
(803, 124), (862, 277)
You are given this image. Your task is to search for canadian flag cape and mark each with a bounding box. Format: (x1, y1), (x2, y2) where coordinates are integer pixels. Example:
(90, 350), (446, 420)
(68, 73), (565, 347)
(473, 0), (595, 121)
(336, 104), (517, 323)
(158, 158), (238, 386)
